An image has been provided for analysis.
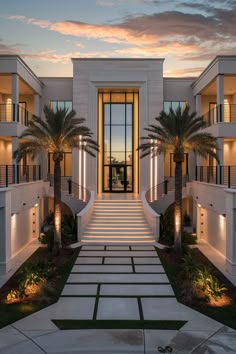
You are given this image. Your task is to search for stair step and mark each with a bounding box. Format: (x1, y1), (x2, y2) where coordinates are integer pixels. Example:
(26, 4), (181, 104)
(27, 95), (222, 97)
(82, 235), (154, 239)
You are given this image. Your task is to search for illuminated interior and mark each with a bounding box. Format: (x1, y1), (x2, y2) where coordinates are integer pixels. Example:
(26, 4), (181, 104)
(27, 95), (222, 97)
(98, 89), (139, 193)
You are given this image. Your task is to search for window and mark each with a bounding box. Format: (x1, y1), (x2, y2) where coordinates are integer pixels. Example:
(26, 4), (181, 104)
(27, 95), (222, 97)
(49, 101), (72, 111)
(164, 101), (186, 113)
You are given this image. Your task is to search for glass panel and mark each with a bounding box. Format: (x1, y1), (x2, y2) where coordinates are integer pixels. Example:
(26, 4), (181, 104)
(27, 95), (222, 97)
(126, 125), (132, 151)
(65, 101), (73, 111)
(127, 166), (133, 191)
(104, 125), (110, 147)
(126, 152), (133, 164)
(111, 166), (125, 191)
(111, 125), (125, 151)
(110, 152), (126, 164)
(104, 166), (110, 191)
(111, 104), (125, 125)
(179, 101), (186, 111)
(164, 101), (171, 113)
(126, 104), (133, 124)
(171, 102), (179, 111)
(104, 104), (110, 125)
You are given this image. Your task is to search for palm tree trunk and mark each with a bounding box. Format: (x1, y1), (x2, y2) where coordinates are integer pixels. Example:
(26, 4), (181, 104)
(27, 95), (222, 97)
(174, 159), (183, 252)
(53, 157), (62, 253)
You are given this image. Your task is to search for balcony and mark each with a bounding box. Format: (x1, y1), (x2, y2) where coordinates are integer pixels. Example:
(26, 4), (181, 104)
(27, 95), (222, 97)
(0, 103), (33, 126)
(195, 165), (236, 188)
(202, 104), (236, 127)
(0, 165), (41, 188)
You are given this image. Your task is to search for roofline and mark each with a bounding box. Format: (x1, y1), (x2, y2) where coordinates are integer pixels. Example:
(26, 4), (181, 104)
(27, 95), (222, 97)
(164, 76), (196, 80)
(191, 55), (236, 88)
(0, 55), (44, 88)
(71, 57), (165, 61)
(39, 76), (73, 79)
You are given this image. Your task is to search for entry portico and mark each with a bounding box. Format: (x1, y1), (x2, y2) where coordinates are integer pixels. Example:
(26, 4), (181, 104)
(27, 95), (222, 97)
(72, 58), (165, 193)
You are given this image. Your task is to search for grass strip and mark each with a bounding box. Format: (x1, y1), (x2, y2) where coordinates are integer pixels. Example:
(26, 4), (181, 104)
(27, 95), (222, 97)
(52, 319), (187, 330)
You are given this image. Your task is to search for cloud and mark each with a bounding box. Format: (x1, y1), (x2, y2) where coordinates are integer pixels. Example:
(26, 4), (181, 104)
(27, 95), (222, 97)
(5, 6), (236, 70)
(0, 38), (23, 54)
(8, 15), (51, 29)
(96, 0), (114, 6)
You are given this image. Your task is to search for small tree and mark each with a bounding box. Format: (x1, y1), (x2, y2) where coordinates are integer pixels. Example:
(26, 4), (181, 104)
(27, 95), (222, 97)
(14, 105), (98, 254)
(139, 105), (218, 251)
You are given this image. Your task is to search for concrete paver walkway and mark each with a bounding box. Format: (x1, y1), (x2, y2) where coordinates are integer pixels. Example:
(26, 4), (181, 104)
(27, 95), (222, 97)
(1, 244), (236, 353)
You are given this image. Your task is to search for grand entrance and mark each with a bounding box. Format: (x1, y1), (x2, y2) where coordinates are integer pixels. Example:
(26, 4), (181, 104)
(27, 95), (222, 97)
(98, 90), (139, 193)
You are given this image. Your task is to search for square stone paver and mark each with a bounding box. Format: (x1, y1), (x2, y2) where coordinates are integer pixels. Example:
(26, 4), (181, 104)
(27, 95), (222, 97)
(106, 246), (130, 251)
(100, 284), (175, 296)
(82, 246), (105, 250)
(75, 257), (103, 264)
(141, 298), (185, 321)
(67, 273), (169, 284)
(97, 298), (140, 320)
(51, 297), (96, 320)
(133, 257), (161, 265)
(134, 265), (165, 273)
(71, 265), (133, 273)
(79, 251), (157, 257)
(131, 246), (155, 251)
(104, 257), (132, 264)
(61, 284), (98, 296)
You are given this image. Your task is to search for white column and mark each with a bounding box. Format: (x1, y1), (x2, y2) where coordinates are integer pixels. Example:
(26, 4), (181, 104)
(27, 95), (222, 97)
(217, 74), (224, 122)
(225, 189), (236, 275)
(12, 74), (19, 122)
(195, 95), (203, 166)
(0, 189), (12, 275)
(34, 94), (40, 117)
(195, 94), (202, 116)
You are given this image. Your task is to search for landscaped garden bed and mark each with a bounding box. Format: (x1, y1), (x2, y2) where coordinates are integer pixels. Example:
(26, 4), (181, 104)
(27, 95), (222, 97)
(157, 246), (236, 329)
(0, 246), (79, 329)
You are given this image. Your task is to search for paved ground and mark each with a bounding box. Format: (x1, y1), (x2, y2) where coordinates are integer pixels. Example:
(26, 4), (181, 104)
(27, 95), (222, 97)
(1, 244), (236, 353)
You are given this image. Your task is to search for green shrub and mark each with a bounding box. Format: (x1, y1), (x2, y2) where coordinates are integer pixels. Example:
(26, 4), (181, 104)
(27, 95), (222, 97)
(182, 230), (197, 245)
(38, 230), (54, 252)
(193, 266), (227, 302)
(61, 214), (77, 245)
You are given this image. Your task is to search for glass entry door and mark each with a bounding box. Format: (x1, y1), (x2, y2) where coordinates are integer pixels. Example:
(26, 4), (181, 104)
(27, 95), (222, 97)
(103, 100), (133, 192)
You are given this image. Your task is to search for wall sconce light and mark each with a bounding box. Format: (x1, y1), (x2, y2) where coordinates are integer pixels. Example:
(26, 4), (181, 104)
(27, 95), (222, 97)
(34, 203), (38, 207)
(198, 203), (201, 208)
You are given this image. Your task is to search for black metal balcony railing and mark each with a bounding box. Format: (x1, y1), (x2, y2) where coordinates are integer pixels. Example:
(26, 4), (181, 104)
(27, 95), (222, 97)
(195, 166), (236, 188)
(0, 165), (41, 188)
(202, 104), (236, 127)
(0, 103), (33, 126)
(48, 175), (90, 204)
(146, 176), (189, 203)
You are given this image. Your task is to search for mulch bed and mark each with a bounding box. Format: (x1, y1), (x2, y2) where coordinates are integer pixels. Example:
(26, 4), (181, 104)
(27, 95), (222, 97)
(158, 247), (236, 328)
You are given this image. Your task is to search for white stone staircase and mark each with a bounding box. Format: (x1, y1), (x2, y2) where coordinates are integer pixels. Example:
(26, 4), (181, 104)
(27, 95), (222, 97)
(81, 199), (155, 244)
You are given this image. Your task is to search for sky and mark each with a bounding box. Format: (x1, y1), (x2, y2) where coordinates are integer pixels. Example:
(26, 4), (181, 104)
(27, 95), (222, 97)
(0, 0), (236, 77)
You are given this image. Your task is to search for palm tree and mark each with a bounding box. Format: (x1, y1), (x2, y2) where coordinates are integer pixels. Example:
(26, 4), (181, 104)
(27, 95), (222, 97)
(139, 105), (218, 251)
(14, 105), (98, 253)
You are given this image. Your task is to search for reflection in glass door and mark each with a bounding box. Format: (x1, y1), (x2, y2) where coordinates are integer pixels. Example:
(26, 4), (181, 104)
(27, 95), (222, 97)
(103, 95), (133, 192)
